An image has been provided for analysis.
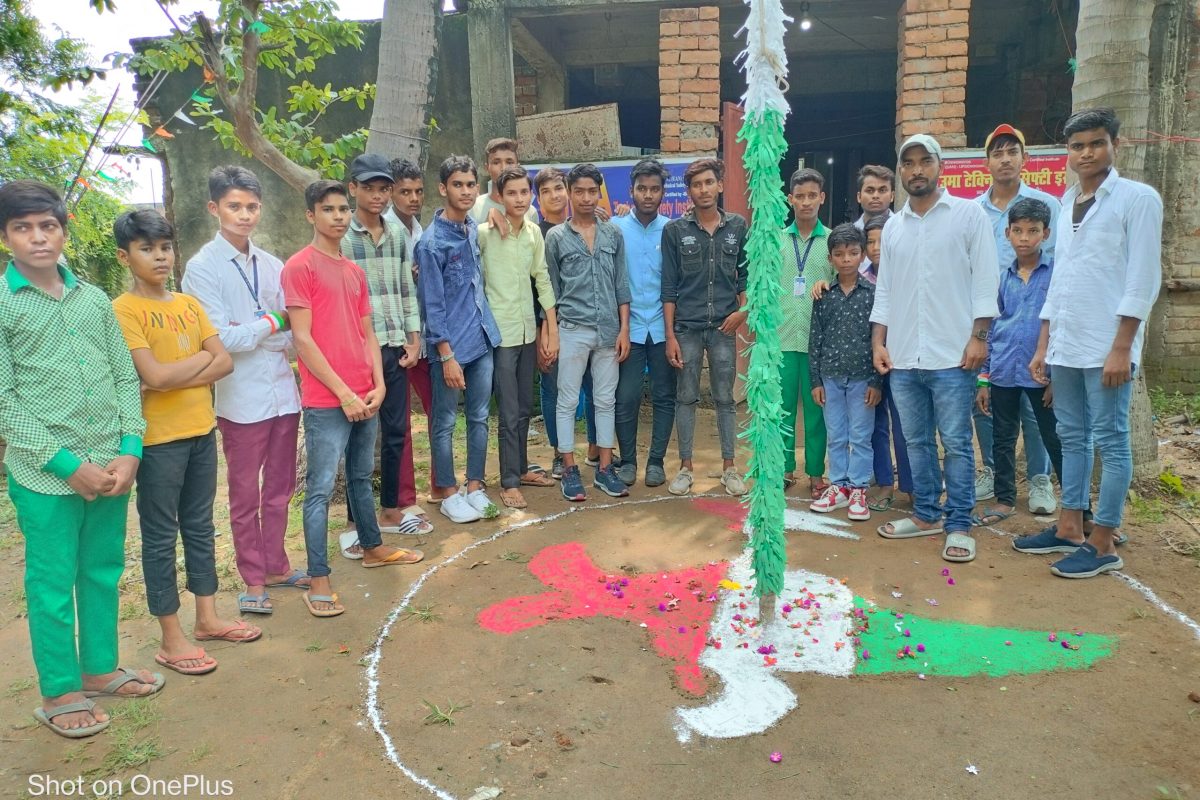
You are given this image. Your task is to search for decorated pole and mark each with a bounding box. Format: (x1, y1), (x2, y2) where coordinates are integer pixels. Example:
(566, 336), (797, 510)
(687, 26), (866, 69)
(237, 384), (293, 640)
(735, 0), (791, 601)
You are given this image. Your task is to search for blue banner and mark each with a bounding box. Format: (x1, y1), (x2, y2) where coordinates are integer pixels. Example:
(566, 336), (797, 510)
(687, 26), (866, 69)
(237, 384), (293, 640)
(526, 158), (695, 219)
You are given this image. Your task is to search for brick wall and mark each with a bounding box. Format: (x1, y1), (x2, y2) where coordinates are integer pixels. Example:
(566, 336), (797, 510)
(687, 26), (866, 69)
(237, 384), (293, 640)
(515, 65), (538, 117)
(895, 0), (971, 147)
(659, 6), (720, 154)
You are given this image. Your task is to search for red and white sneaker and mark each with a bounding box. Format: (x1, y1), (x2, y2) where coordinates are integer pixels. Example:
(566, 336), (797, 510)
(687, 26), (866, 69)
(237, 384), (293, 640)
(847, 487), (871, 521)
(811, 484), (849, 513)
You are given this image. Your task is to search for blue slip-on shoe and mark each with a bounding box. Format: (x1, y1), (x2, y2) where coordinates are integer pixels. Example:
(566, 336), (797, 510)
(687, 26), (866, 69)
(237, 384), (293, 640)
(561, 465), (587, 502)
(1012, 526), (1084, 555)
(594, 464), (630, 498)
(1049, 542), (1123, 579)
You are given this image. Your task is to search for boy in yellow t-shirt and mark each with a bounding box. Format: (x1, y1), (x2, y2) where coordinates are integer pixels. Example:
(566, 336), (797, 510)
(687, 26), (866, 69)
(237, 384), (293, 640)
(111, 210), (255, 677)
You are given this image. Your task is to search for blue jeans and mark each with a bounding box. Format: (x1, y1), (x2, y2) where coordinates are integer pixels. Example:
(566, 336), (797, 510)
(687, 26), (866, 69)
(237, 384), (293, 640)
(1051, 366), (1133, 528)
(872, 377), (913, 493)
(675, 326), (737, 461)
(615, 336), (676, 468)
(541, 364), (595, 448)
(890, 367), (976, 533)
(974, 393), (1051, 475)
(302, 409), (380, 578)
(431, 351), (494, 490)
(823, 377), (875, 489)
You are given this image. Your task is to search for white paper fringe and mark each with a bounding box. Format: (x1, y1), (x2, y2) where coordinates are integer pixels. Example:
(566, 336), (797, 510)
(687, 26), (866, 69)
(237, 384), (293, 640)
(735, 0), (792, 118)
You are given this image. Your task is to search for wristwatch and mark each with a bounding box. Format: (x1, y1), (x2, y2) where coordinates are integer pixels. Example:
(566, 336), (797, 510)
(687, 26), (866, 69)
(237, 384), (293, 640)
(438, 350), (456, 363)
(974, 329), (990, 342)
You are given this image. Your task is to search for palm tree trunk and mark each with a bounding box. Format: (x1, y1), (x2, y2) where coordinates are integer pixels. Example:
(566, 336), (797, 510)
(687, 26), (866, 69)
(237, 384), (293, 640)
(367, 0), (442, 167)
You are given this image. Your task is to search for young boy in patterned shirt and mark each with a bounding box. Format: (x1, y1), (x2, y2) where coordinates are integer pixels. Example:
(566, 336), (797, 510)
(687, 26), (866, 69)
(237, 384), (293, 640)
(0, 182), (158, 739)
(809, 223), (881, 521)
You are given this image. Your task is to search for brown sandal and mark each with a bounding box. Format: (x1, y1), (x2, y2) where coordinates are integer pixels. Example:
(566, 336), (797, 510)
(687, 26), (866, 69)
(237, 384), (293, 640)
(520, 471), (555, 487)
(500, 488), (527, 509)
(809, 477), (830, 500)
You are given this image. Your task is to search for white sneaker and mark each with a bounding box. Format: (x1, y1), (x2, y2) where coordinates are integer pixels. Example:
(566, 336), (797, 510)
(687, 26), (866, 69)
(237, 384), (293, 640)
(668, 467), (694, 496)
(847, 487), (871, 521)
(464, 488), (498, 518)
(811, 484), (849, 513)
(1028, 473), (1058, 515)
(975, 467), (995, 501)
(440, 492), (481, 524)
(721, 467), (747, 496)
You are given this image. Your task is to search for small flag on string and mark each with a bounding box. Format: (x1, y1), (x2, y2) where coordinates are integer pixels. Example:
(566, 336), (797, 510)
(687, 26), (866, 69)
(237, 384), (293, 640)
(191, 90), (213, 105)
(173, 109), (198, 126)
(153, 126), (175, 139)
(1066, 57), (1078, 74)
(96, 170), (117, 182)
(203, 65), (216, 83)
(75, 177), (92, 188)
(247, 20), (270, 35)
(141, 138), (158, 153)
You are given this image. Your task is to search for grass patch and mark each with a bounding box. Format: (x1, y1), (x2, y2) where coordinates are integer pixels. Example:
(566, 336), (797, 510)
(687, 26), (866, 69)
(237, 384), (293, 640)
(1129, 490), (1168, 524)
(5, 676), (34, 697)
(421, 699), (468, 726)
(118, 600), (146, 622)
(406, 604), (441, 624)
(1150, 386), (1200, 421)
(498, 551), (526, 562)
(89, 731), (165, 779)
(107, 698), (162, 733)
(305, 640), (325, 653)
(185, 742), (212, 765)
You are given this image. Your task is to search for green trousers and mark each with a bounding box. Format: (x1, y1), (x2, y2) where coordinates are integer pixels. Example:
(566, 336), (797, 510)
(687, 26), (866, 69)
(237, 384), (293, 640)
(9, 477), (129, 697)
(781, 351), (827, 477)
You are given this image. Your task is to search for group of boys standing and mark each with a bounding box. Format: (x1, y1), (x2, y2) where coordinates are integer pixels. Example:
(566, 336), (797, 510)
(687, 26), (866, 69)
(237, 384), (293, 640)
(0, 103), (1159, 740)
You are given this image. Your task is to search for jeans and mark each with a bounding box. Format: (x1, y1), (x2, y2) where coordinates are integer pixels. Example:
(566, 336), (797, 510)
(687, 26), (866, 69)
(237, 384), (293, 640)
(136, 432), (220, 616)
(991, 385), (1063, 507)
(675, 326), (737, 461)
(890, 367), (977, 533)
(303, 408), (381, 579)
(431, 350), (494, 489)
(823, 376), (876, 488)
(872, 377), (913, 493)
(615, 336), (676, 468)
(556, 323), (618, 453)
(541, 364), (595, 448)
(494, 343), (536, 489)
(974, 393), (1051, 475)
(1051, 366), (1134, 528)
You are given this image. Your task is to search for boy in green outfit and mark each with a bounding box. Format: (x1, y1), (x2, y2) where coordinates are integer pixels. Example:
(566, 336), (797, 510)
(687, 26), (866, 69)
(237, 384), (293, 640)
(778, 168), (834, 498)
(0, 181), (162, 739)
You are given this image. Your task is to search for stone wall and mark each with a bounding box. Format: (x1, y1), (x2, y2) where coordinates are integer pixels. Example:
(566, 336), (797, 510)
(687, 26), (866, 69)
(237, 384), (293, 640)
(658, 6), (720, 154)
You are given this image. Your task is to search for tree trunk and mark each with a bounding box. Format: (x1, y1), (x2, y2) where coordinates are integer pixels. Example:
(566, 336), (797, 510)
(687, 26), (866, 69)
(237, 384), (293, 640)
(367, 0), (442, 167)
(1070, 0), (1160, 478)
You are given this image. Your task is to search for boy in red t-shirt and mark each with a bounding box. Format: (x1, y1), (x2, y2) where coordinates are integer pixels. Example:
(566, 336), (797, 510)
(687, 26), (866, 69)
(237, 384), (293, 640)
(282, 180), (423, 618)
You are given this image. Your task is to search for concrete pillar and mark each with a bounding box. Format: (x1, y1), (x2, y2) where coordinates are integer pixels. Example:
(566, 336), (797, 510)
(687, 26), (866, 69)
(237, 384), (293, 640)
(468, 4), (517, 160)
(659, 6), (721, 154)
(895, 0), (971, 148)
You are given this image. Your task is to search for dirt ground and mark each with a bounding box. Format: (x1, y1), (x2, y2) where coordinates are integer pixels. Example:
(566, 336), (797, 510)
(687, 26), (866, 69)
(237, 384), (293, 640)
(0, 408), (1197, 800)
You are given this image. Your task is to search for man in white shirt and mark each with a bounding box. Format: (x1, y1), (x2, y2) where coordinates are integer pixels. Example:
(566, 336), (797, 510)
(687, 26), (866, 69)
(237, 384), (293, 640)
(870, 134), (999, 563)
(1021, 108), (1162, 579)
(182, 165), (305, 612)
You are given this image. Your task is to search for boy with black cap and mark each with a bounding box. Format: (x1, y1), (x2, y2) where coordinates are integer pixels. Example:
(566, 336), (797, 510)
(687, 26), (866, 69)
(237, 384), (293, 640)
(341, 153), (432, 547)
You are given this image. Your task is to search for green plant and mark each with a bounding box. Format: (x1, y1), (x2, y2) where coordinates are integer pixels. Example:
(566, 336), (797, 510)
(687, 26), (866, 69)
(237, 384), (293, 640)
(421, 699), (468, 726)
(304, 640), (325, 653)
(406, 604), (441, 624)
(1129, 491), (1167, 524)
(498, 551), (526, 562)
(1158, 469), (1185, 497)
(108, 698), (162, 733)
(5, 676), (34, 697)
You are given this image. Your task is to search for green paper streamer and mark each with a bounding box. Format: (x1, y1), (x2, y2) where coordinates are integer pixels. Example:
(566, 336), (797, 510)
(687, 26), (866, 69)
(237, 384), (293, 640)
(247, 20), (270, 35)
(1066, 57), (1078, 74)
(96, 170), (116, 182)
(738, 108), (789, 599)
(141, 138), (158, 153)
(191, 90), (213, 105)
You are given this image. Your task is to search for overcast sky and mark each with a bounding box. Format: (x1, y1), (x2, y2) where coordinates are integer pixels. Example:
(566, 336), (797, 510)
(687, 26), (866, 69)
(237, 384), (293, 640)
(31, 0), (386, 203)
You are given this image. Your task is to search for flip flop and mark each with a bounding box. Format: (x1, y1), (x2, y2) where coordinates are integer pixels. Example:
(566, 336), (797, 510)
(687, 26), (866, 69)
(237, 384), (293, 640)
(265, 570), (310, 589)
(381, 512), (434, 536)
(82, 667), (165, 699)
(302, 592), (344, 618)
(195, 619), (262, 644)
(942, 531), (977, 563)
(868, 494), (896, 512)
(783, 475), (797, 490)
(972, 506), (1016, 526)
(33, 699), (110, 739)
(520, 472), (555, 487)
(501, 490), (528, 509)
(362, 546), (424, 568)
(154, 648), (218, 676)
(238, 592), (273, 615)
(339, 530), (363, 560)
(877, 517), (943, 539)
(400, 505), (431, 519)
(809, 478), (830, 500)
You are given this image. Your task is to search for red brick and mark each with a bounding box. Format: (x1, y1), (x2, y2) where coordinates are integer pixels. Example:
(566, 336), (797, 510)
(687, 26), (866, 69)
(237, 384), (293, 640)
(677, 92), (701, 107)
(661, 79), (681, 94)
(680, 19), (719, 36)
(945, 23), (969, 40)
(661, 94), (681, 108)
(662, 35), (700, 50)
(925, 40), (967, 57)
(681, 78), (721, 94)
(906, 26), (945, 44)
(680, 106), (720, 123)
(946, 55), (969, 70)
(660, 8), (698, 22)
(680, 138), (718, 152)
(899, 105), (925, 122)
(660, 49), (680, 65)
(661, 136), (682, 151)
(660, 21), (680, 36)
(697, 63), (720, 78)
(924, 70), (965, 88)
(902, 75), (926, 91)
(904, 44), (926, 59)
(661, 107), (680, 122)
(661, 122), (682, 137)
(903, 11), (929, 26)
(949, 0), (971, 7)
(698, 6), (719, 20)
(696, 34), (721, 51)
(679, 49), (717, 64)
(907, 57), (946, 74)
(912, 0), (949, 10)
(941, 86), (966, 103)
(928, 9), (969, 24)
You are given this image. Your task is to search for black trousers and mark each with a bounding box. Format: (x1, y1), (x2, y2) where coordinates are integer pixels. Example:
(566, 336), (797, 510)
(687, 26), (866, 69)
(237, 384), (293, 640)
(991, 385), (1062, 507)
(348, 345), (410, 524)
(494, 343), (537, 489)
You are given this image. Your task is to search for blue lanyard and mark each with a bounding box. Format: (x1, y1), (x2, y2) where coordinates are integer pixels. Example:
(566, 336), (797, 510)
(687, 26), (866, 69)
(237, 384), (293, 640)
(791, 234), (815, 277)
(232, 255), (261, 311)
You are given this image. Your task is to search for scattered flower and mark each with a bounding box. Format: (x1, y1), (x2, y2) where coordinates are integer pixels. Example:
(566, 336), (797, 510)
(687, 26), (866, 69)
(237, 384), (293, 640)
(1004, 640), (1013, 646)
(1048, 632), (1057, 642)
(966, 764), (979, 776)
(947, 578), (956, 586)
(917, 644), (926, 653)
(677, 626), (686, 634)
(941, 568), (950, 576)
(862, 649), (871, 660)
(926, 598), (939, 606)
(918, 673), (926, 680)
(769, 751), (783, 763)
(891, 591), (903, 599)
(718, 579), (741, 590)
(903, 628), (911, 637)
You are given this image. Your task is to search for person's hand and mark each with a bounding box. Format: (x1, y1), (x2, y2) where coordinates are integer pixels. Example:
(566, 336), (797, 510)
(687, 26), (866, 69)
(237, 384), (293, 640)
(960, 337), (987, 371)
(486, 207), (511, 238)
(364, 385), (386, 416)
(865, 386), (881, 407)
(340, 393), (370, 422)
(411, 263), (420, 284)
(67, 462), (116, 501)
(719, 310), (747, 335)
(399, 343), (420, 368)
(810, 280), (830, 301)
(613, 203), (632, 217)
(873, 343), (892, 375)
(1029, 348), (1049, 386)
(1043, 384), (1054, 408)
(975, 386), (990, 416)
(811, 386), (825, 407)
(441, 358), (466, 389)
(538, 334), (559, 367)
(615, 329), (630, 363)
(101, 455), (139, 496)
(666, 337), (683, 369)
(595, 205), (611, 222)
(1102, 346), (1133, 387)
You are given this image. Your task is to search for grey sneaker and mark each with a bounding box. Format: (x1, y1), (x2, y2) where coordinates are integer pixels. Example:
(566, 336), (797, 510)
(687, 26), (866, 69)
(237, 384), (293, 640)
(551, 455), (564, 480)
(615, 462), (637, 486)
(974, 466), (995, 501)
(645, 463), (667, 487)
(668, 466), (693, 496)
(1028, 473), (1057, 515)
(721, 467), (747, 496)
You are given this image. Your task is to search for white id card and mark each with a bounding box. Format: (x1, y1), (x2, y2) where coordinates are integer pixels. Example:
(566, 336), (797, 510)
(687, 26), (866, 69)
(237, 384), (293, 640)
(793, 275), (806, 297)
